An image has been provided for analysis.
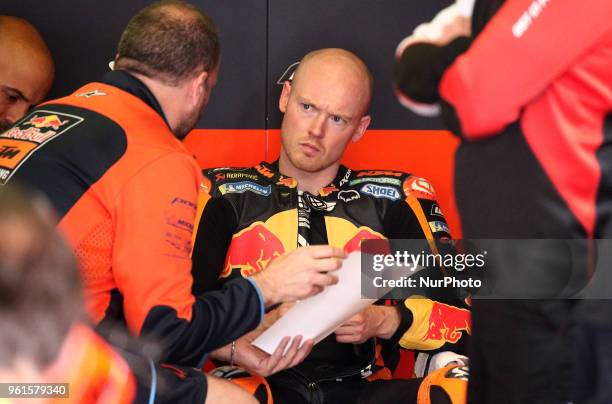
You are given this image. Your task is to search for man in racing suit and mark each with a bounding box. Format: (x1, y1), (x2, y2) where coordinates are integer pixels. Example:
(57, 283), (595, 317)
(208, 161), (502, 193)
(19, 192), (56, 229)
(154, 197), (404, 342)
(193, 48), (470, 404)
(394, 0), (612, 401)
(0, 2), (344, 401)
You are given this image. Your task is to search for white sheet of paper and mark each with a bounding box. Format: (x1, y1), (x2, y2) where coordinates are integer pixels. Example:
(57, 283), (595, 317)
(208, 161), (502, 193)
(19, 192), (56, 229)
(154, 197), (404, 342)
(252, 251), (375, 354)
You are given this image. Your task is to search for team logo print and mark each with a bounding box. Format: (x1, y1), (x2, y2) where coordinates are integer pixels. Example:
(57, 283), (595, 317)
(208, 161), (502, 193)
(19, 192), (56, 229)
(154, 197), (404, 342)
(343, 228), (386, 254)
(338, 190), (360, 203)
(338, 169), (352, 187)
(164, 197), (197, 259)
(77, 89), (107, 98)
(357, 170), (403, 177)
(360, 184), (401, 201)
(254, 164), (275, 178)
(302, 192), (335, 211)
(277, 176), (298, 188)
(215, 172), (259, 182)
(28, 114), (67, 130)
(423, 302), (471, 345)
(349, 177), (402, 187)
(0, 110), (84, 185)
(428, 220), (450, 234)
(431, 204), (444, 217)
(219, 181), (271, 197)
(404, 176), (436, 200)
(445, 366), (469, 380)
(319, 185), (338, 197)
(223, 223), (286, 277)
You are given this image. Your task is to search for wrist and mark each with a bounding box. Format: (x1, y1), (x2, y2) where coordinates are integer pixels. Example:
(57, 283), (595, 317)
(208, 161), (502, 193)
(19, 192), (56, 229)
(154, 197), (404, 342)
(211, 343), (232, 362)
(251, 272), (279, 307)
(376, 307), (402, 339)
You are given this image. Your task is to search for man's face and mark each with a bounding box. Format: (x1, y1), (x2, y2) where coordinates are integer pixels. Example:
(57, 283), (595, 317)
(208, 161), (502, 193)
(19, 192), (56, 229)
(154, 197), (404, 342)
(0, 54), (52, 132)
(279, 58), (370, 174)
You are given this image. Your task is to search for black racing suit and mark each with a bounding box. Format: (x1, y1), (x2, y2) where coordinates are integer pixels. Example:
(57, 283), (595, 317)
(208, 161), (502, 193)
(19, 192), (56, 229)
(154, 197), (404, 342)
(192, 161), (470, 403)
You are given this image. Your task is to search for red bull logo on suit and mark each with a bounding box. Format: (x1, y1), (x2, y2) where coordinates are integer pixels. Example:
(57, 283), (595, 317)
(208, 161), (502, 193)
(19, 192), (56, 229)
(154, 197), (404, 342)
(223, 222), (286, 278)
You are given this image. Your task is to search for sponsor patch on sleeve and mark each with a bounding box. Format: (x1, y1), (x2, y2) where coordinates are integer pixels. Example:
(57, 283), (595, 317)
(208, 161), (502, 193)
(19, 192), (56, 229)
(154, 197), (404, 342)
(0, 110), (84, 185)
(403, 176), (437, 200)
(164, 197), (197, 259)
(431, 203), (444, 217)
(428, 220), (450, 234)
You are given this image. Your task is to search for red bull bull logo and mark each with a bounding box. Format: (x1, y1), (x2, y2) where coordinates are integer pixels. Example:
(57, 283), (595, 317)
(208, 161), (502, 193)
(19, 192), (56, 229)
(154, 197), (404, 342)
(28, 114), (66, 131)
(319, 185), (338, 197)
(223, 222), (286, 278)
(423, 302), (471, 344)
(343, 228), (386, 254)
(277, 177), (298, 188)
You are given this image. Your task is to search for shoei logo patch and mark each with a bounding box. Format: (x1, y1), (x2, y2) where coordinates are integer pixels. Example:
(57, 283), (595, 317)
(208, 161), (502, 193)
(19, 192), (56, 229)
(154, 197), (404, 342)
(0, 110), (84, 185)
(360, 184), (401, 200)
(219, 181), (271, 196)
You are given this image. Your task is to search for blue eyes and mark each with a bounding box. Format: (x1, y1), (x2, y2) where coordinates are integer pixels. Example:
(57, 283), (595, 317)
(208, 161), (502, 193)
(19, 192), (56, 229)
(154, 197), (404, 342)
(300, 103), (345, 125)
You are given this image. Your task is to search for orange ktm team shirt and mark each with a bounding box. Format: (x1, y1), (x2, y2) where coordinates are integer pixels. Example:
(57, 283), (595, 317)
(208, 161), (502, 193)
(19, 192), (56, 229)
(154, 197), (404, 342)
(0, 71), (263, 366)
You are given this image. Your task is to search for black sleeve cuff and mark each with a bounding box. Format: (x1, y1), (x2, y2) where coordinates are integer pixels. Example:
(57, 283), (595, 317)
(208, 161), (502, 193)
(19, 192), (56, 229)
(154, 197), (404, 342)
(385, 303), (414, 347)
(394, 37), (472, 104)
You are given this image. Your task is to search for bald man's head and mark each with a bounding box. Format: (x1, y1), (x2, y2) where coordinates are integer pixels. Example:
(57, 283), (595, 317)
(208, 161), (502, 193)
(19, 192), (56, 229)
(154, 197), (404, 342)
(0, 16), (54, 131)
(292, 48), (373, 115)
(278, 48), (373, 177)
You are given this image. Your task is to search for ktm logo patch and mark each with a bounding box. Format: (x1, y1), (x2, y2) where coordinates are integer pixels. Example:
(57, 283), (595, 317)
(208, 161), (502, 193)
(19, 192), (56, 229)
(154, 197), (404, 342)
(254, 164), (275, 178)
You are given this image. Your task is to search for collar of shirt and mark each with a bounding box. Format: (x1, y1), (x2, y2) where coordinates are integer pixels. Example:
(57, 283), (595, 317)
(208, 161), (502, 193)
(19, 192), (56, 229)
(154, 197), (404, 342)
(100, 70), (171, 130)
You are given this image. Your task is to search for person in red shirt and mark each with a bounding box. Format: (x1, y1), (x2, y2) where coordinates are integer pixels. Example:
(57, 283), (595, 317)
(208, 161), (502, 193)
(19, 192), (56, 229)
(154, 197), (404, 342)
(395, 0), (612, 401)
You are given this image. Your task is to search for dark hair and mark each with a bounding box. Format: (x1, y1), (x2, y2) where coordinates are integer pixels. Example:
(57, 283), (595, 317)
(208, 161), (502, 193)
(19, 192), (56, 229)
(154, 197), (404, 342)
(0, 184), (84, 370)
(115, 0), (220, 85)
